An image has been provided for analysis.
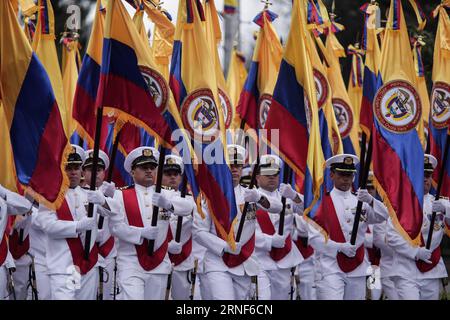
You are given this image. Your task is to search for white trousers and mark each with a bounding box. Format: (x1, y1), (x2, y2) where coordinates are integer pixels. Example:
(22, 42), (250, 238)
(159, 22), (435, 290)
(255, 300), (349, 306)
(381, 277), (398, 300)
(171, 270), (191, 300)
(0, 265), (9, 300)
(258, 268), (292, 300)
(99, 257), (116, 300)
(50, 267), (98, 300)
(206, 271), (252, 300)
(419, 278), (440, 300)
(316, 273), (366, 300)
(392, 276), (420, 300)
(12, 262), (30, 300)
(298, 260), (316, 300)
(118, 268), (168, 300)
(195, 273), (210, 300)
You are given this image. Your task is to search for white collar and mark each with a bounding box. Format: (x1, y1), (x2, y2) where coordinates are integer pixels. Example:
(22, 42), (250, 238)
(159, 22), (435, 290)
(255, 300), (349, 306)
(331, 187), (352, 198)
(135, 184), (154, 192)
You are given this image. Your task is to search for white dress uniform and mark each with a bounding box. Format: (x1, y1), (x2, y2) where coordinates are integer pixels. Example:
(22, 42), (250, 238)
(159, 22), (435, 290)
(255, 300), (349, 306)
(293, 214), (316, 300)
(309, 188), (388, 300)
(84, 149), (118, 300)
(9, 213), (32, 300)
(255, 188), (303, 300)
(0, 187), (33, 300)
(386, 193), (449, 300)
(36, 186), (103, 300)
(193, 184), (261, 300)
(364, 224), (382, 300)
(110, 184), (192, 300)
(29, 206), (52, 300)
(372, 221), (398, 300)
(192, 235), (209, 300)
(167, 191), (196, 300)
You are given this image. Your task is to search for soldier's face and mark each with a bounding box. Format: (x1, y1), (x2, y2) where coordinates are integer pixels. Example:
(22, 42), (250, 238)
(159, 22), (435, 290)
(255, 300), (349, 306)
(424, 172), (432, 194)
(367, 186), (376, 198)
(230, 164), (243, 187)
(65, 164), (82, 188)
(330, 170), (354, 192)
(162, 170), (181, 190)
(83, 167), (105, 188)
(132, 163), (157, 187)
(257, 174), (280, 192)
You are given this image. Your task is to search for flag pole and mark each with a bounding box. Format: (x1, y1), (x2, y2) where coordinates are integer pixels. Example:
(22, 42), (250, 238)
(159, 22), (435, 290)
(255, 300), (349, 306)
(426, 132), (450, 249)
(359, 132), (367, 188)
(174, 173), (188, 243)
(350, 134), (373, 245)
(148, 146), (167, 255)
(84, 106), (104, 259)
(278, 164), (292, 236)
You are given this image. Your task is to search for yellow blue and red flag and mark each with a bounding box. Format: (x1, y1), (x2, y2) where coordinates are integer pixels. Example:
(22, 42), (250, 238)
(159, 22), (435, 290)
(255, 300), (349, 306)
(265, 0), (325, 215)
(0, 0), (70, 209)
(236, 8), (282, 133)
(227, 48), (247, 130)
(429, 1), (450, 208)
(169, 0), (237, 245)
(347, 44), (364, 137)
(224, 0), (238, 14)
(372, 0), (424, 245)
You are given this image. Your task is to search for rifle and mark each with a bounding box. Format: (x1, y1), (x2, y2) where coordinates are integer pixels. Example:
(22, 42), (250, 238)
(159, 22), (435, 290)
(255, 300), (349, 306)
(7, 267), (16, 300)
(290, 266), (296, 300)
(165, 266), (174, 300)
(250, 275), (258, 300)
(97, 266), (104, 300)
(28, 254), (38, 300)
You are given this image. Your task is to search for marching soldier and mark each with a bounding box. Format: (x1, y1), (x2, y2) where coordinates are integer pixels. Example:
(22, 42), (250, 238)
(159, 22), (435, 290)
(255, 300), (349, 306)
(193, 144), (274, 300)
(309, 154), (389, 300)
(0, 184), (32, 300)
(82, 149), (117, 300)
(254, 155), (303, 300)
(161, 155), (196, 300)
(277, 183), (317, 300)
(386, 154), (449, 300)
(109, 147), (193, 300)
(36, 145), (114, 300)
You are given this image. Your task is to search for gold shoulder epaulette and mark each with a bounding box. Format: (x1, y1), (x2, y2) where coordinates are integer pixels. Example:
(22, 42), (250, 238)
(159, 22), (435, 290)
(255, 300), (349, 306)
(120, 185), (134, 190)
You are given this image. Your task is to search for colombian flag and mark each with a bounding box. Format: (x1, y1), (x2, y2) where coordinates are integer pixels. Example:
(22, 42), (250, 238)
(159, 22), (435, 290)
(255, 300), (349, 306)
(236, 8), (282, 132)
(32, 0), (69, 138)
(359, 2), (382, 138)
(227, 48), (247, 130)
(170, 0), (237, 245)
(0, 0), (70, 208)
(0, 104), (18, 192)
(97, 0), (173, 147)
(224, 0), (238, 14)
(72, 0), (108, 149)
(372, 0), (424, 245)
(429, 2), (450, 208)
(265, 0), (325, 213)
(412, 37), (429, 149)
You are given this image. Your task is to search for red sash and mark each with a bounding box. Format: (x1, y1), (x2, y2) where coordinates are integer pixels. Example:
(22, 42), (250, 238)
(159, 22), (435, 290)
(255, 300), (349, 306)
(415, 235), (441, 273)
(9, 229), (30, 260)
(167, 228), (193, 266)
(98, 236), (115, 258)
(314, 194), (364, 273)
(122, 188), (168, 271)
(56, 199), (98, 275)
(222, 234), (255, 268)
(294, 237), (314, 260)
(0, 233), (7, 266)
(256, 210), (292, 261)
(366, 227), (380, 266)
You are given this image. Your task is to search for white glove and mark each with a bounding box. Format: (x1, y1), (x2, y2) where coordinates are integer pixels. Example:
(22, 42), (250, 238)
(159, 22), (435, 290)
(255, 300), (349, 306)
(76, 217), (96, 232)
(416, 247), (432, 264)
(271, 233), (288, 248)
(0, 184), (7, 199)
(224, 242), (242, 255)
(432, 199), (446, 213)
(357, 188), (374, 205)
(279, 183), (298, 200)
(171, 198), (194, 217)
(140, 226), (158, 240)
(168, 240), (183, 254)
(243, 188), (261, 203)
(13, 215), (29, 230)
(86, 190), (106, 205)
(100, 181), (116, 198)
(338, 242), (357, 257)
(96, 229), (106, 243)
(152, 192), (172, 210)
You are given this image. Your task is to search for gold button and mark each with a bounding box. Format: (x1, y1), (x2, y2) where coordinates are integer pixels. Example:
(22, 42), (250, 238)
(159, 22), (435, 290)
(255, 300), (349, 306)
(144, 192), (148, 196)
(145, 204), (150, 207)
(75, 206), (79, 209)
